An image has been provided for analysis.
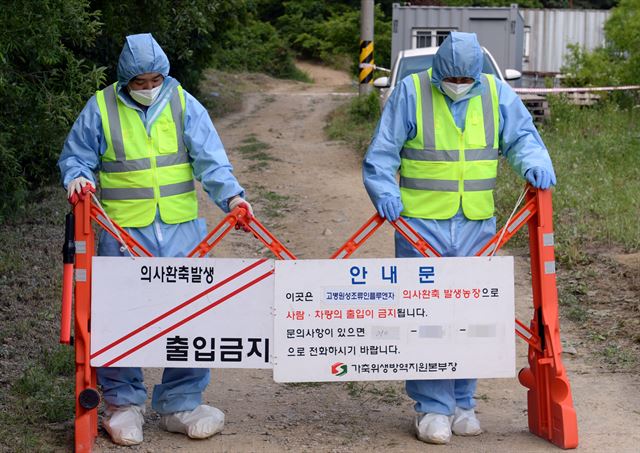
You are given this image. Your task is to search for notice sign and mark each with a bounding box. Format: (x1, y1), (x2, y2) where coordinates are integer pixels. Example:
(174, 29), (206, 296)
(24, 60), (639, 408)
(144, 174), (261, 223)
(91, 257), (274, 368)
(273, 257), (515, 382)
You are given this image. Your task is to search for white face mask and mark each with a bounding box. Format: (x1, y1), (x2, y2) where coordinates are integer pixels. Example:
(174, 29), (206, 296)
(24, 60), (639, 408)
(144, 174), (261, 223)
(441, 81), (474, 101)
(129, 84), (162, 106)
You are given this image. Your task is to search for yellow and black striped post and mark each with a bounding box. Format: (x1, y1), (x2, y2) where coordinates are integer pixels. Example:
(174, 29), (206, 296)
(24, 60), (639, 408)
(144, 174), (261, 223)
(359, 0), (374, 96)
(359, 39), (374, 87)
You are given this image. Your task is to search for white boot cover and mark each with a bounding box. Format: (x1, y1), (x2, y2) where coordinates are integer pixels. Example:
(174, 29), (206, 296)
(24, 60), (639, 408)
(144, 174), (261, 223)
(103, 404), (145, 446)
(452, 407), (483, 436)
(160, 404), (225, 439)
(414, 413), (453, 444)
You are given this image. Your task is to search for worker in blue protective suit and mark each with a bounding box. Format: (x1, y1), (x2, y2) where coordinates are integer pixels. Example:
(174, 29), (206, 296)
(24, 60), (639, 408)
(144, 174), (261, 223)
(58, 34), (252, 446)
(362, 32), (556, 445)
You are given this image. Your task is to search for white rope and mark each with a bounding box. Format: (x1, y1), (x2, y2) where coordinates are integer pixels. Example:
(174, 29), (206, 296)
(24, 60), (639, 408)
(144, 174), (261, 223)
(490, 186), (528, 259)
(91, 193), (136, 259)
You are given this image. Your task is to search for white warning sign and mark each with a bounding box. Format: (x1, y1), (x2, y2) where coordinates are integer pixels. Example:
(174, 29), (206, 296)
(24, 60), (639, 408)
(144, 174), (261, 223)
(273, 257), (515, 382)
(91, 257), (274, 368)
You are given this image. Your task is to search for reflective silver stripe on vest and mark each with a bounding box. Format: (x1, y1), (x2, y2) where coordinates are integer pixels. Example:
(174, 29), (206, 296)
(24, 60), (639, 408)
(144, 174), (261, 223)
(402, 147), (498, 162)
(103, 84), (188, 168)
(101, 157), (152, 173)
(401, 148), (459, 161)
(159, 180), (195, 197)
(464, 178), (496, 191)
(465, 148), (498, 161)
(480, 74), (495, 149)
(103, 83), (126, 161)
(170, 89), (186, 155)
(101, 187), (155, 200)
(157, 152), (190, 168)
(418, 71), (436, 149)
(414, 73), (496, 153)
(400, 177), (458, 192)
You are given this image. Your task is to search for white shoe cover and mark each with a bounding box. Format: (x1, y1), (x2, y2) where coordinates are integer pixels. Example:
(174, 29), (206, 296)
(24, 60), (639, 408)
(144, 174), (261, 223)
(452, 407), (483, 436)
(415, 413), (453, 444)
(160, 404), (225, 439)
(102, 404), (145, 446)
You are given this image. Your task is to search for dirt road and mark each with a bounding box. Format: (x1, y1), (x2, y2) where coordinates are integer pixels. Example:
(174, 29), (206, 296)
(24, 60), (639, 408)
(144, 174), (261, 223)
(94, 63), (640, 452)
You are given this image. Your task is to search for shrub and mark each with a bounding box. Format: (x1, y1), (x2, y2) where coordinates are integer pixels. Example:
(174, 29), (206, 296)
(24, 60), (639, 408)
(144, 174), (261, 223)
(82, 1), (248, 94)
(0, 0), (105, 222)
(275, 2), (392, 72)
(209, 18), (308, 80)
(561, 0), (640, 90)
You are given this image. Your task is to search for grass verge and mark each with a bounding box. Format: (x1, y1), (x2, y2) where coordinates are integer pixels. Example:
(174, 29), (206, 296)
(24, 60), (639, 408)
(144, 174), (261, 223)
(0, 185), (74, 451)
(325, 92), (380, 153)
(494, 97), (640, 258)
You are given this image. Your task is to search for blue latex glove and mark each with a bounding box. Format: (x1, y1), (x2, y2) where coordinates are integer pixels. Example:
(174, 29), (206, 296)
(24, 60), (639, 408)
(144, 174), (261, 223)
(525, 167), (556, 190)
(376, 196), (403, 221)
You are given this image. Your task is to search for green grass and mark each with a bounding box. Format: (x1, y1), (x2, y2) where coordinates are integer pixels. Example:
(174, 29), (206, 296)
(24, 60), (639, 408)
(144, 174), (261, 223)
(558, 284), (589, 322)
(496, 99), (640, 260)
(237, 134), (279, 171)
(325, 92), (380, 154)
(344, 382), (404, 404)
(543, 99), (639, 252)
(285, 382), (324, 388)
(600, 343), (636, 367)
(11, 347), (75, 423)
(254, 185), (291, 219)
(495, 98), (640, 261)
(0, 186), (76, 451)
(288, 67), (313, 83)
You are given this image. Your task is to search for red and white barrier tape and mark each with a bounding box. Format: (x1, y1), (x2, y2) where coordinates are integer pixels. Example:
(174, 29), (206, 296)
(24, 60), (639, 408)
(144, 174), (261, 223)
(515, 85), (640, 94)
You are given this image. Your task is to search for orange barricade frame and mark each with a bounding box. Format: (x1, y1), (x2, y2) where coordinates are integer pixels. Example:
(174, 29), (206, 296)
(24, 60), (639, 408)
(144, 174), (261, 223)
(64, 197), (295, 452)
(328, 186), (578, 449)
(63, 186), (577, 451)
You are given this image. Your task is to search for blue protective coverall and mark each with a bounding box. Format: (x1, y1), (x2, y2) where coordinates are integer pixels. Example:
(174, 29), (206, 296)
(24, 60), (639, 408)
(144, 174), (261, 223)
(362, 32), (555, 416)
(58, 34), (244, 414)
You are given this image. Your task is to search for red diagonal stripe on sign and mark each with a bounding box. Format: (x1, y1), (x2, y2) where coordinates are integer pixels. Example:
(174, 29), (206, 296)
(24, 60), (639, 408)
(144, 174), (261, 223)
(91, 258), (269, 360)
(101, 269), (274, 367)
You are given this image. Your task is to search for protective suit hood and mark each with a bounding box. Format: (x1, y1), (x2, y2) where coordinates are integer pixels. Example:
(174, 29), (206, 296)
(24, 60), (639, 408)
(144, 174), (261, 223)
(431, 32), (483, 93)
(117, 33), (170, 87)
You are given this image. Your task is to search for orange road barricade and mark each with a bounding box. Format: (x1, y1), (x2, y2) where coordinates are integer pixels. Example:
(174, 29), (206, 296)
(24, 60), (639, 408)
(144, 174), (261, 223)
(60, 196), (295, 453)
(61, 187), (577, 450)
(329, 186), (578, 449)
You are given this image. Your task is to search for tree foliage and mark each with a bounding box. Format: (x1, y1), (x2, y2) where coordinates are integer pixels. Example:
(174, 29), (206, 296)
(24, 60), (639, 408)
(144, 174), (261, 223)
(4, 0), (626, 222)
(562, 0), (639, 89)
(82, 1), (247, 95)
(604, 0), (640, 83)
(266, 1), (392, 70)
(0, 0), (105, 220)
(208, 16), (305, 80)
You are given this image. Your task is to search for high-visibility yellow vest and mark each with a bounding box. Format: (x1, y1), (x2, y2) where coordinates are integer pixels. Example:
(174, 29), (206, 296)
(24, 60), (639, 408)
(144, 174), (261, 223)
(95, 83), (197, 227)
(400, 69), (499, 220)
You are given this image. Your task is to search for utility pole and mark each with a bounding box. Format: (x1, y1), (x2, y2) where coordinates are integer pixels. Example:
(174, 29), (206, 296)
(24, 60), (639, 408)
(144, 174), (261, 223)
(359, 0), (374, 96)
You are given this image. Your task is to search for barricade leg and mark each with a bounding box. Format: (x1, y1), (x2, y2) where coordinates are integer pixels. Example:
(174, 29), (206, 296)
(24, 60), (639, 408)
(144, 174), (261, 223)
(332, 191), (579, 448)
(518, 189), (578, 449)
(74, 199), (99, 452)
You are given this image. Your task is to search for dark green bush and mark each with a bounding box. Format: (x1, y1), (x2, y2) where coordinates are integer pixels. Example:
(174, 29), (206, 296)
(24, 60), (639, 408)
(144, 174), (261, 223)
(349, 91), (381, 122)
(0, 0), (105, 222)
(209, 18), (307, 80)
(82, 1), (248, 95)
(274, 1), (392, 71)
(561, 0), (640, 90)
